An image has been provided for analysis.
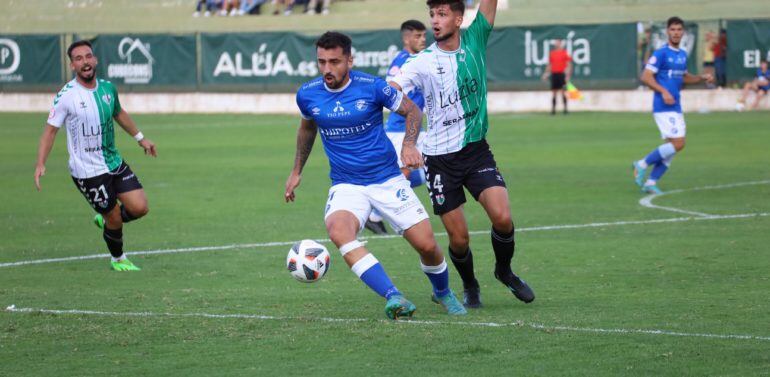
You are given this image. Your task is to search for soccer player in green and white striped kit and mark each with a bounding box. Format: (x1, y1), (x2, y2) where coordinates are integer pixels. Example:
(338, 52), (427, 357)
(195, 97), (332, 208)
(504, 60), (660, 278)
(390, 0), (534, 308)
(34, 40), (157, 271)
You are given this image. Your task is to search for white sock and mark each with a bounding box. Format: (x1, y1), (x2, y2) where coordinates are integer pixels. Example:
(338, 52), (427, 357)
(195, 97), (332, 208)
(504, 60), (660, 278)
(637, 159), (648, 169)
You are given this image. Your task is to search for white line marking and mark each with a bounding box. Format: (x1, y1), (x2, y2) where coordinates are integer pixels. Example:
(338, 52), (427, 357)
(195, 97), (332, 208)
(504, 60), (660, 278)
(1, 212), (768, 269)
(639, 180), (770, 217)
(5, 305), (769, 342)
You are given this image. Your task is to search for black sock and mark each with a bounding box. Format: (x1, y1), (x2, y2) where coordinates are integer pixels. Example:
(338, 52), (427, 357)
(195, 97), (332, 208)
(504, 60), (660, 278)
(103, 227), (124, 259)
(551, 97), (556, 114)
(491, 226), (515, 273)
(120, 204), (137, 223)
(448, 247), (479, 289)
(562, 94), (568, 113)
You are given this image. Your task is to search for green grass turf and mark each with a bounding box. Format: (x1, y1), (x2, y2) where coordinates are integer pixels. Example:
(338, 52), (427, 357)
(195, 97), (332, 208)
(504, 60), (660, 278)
(2, 0), (770, 34)
(1, 111), (769, 375)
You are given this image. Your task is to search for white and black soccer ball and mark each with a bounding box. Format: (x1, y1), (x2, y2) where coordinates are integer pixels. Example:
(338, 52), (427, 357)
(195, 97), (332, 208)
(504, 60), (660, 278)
(286, 240), (330, 283)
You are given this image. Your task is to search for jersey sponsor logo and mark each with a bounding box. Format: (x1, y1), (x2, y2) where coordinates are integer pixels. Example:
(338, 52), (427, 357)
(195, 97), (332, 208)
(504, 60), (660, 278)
(82, 122), (103, 138)
(318, 122), (373, 140)
(442, 108), (478, 127)
(0, 38), (22, 82)
(355, 99), (368, 111)
(312, 107), (321, 115)
(108, 37), (154, 84)
(333, 101), (345, 113)
(354, 75), (375, 83)
(439, 77), (480, 109)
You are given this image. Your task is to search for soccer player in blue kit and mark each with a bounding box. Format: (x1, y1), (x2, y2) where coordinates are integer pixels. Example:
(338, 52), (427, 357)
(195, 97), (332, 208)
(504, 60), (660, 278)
(285, 32), (466, 319)
(633, 17), (713, 194)
(364, 19), (428, 235)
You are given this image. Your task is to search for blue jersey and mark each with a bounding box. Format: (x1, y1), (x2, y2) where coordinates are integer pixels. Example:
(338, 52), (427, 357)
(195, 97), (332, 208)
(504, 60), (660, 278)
(645, 45), (688, 113)
(756, 68), (770, 91)
(384, 49), (424, 132)
(296, 70), (404, 186)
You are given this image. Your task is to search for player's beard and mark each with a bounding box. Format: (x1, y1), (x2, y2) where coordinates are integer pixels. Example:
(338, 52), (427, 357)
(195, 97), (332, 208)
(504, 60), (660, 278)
(324, 73), (343, 89)
(434, 29), (455, 43)
(78, 65), (96, 83)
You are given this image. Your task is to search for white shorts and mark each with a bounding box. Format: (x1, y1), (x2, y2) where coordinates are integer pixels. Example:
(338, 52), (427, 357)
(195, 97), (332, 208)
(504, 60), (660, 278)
(386, 131), (425, 169)
(653, 112), (686, 139)
(324, 175), (429, 234)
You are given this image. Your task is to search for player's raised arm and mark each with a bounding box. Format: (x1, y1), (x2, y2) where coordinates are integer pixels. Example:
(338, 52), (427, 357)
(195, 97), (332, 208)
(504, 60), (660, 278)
(34, 124), (59, 191)
(114, 109), (157, 157)
(285, 117), (318, 202)
(393, 96), (423, 169)
(478, 0), (498, 26)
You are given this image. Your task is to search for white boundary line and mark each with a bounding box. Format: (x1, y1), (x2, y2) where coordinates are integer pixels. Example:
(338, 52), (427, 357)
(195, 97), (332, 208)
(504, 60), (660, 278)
(1, 212), (767, 269)
(639, 180), (770, 217)
(4, 305), (769, 342)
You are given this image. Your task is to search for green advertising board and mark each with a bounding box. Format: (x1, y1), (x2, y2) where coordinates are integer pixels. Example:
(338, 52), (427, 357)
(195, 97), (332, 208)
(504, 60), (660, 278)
(0, 34), (62, 86)
(487, 23), (639, 90)
(200, 30), (403, 91)
(727, 19), (770, 82)
(90, 34), (197, 87)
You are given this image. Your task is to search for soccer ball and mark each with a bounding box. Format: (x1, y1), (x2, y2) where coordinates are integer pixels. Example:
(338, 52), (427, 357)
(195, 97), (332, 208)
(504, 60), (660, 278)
(286, 240), (331, 283)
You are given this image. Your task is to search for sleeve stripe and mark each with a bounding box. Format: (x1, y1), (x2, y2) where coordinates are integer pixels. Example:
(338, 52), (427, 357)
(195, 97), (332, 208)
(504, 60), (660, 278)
(389, 90), (404, 113)
(645, 64), (659, 73)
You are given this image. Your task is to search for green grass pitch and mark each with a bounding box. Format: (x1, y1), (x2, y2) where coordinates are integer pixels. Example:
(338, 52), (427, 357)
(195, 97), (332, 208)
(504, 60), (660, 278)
(1, 111), (769, 375)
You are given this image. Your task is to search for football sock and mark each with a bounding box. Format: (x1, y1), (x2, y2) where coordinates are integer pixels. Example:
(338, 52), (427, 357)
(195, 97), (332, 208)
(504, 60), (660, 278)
(103, 227), (124, 259)
(551, 97), (556, 114)
(640, 142), (676, 169)
(421, 260), (450, 298)
(120, 204), (138, 223)
(491, 226), (515, 273)
(562, 94), (568, 113)
(352, 254), (400, 299)
(649, 156), (673, 182)
(408, 168), (426, 187)
(448, 247), (479, 289)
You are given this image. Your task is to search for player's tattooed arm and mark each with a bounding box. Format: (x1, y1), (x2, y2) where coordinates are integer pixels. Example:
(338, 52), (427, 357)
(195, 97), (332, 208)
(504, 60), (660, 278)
(286, 118), (317, 202)
(394, 96), (424, 169)
(293, 118), (318, 174)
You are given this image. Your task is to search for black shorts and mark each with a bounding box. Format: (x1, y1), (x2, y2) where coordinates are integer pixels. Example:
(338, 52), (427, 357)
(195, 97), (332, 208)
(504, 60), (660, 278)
(72, 162), (143, 214)
(550, 72), (566, 90)
(424, 140), (506, 215)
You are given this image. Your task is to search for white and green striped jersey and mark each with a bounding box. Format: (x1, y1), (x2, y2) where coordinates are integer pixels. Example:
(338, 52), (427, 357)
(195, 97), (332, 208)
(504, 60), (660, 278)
(392, 12), (492, 156)
(46, 78), (124, 179)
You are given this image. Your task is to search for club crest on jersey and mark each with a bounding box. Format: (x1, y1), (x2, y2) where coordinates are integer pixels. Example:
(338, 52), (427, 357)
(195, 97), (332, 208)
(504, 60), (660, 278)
(435, 194), (445, 205)
(382, 86), (393, 96)
(355, 100), (368, 111)
(102, 94), (112, 105)
(396, 188), (410, 201)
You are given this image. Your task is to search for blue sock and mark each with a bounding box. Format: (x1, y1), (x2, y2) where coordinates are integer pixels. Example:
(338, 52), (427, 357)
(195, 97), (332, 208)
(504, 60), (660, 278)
(643, 142), (676, 167)
(408, 169), (426, 187)
(421, 260), (450, 298)
(352, 254), (400, 299)
(649, 157), (673, 182)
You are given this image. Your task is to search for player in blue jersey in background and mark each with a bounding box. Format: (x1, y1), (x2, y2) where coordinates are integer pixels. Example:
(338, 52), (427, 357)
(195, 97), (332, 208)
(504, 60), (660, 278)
(285, 32), (466, 319)
(365, 19), (428, 235)
(736, 60), (770, 111)
(633, 16), (713, 195)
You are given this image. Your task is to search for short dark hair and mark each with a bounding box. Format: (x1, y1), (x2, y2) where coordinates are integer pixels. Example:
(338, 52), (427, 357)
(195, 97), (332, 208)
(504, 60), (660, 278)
(401, 20), (427, 33)
(315, 32), (352, 56)
(426, 0), (465, 14)
(67, 40), (93, 60)
(667, 16), (685, 28)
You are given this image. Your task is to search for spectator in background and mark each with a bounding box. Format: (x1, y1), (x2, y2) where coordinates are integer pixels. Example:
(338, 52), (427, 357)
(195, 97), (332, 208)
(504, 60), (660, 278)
(306, 0), (331, 14)
(735, 60), (769, 111)
(273, 0), (294, 15)
(193, 0), (217, 16)
(712, 29), (727, 88)
(541, 39), (572, 115)
(703, 30), (716, 89)
(240, 0), (266, 14)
